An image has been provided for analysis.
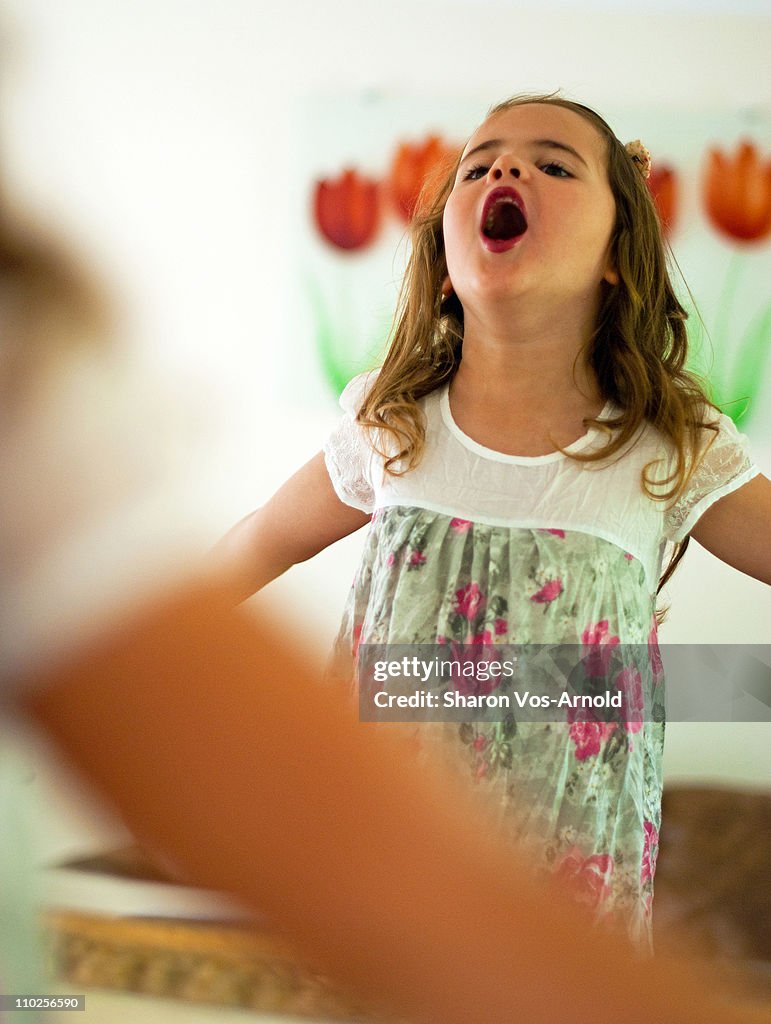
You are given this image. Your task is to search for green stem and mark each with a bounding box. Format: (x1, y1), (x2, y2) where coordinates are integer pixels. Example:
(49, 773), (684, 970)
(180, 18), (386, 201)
(725, 299), (771, 426)
(307, 274), (357, 397)
(710, 251), (744, 405)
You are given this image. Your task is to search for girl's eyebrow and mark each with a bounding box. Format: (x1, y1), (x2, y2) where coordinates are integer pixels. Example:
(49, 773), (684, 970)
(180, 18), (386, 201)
(535, 139), (589, 169)
(460, 137), (590, 170)
(460, 138), (504, 163)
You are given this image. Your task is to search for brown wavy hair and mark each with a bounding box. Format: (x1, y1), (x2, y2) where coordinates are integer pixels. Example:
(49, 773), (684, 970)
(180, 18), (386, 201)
(358, 93), (719, 591)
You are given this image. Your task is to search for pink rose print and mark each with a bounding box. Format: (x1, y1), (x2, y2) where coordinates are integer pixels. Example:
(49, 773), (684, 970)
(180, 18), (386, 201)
(640, 820), (659, 886)
(530, 578), (564, 605)
(450, 518), (472, 533)
(448, 641), (498, 698)
(615, 666), (644, 733)
(541, 528), (565, 538)
(408, 550), (427, 568)
(470, 631), (493, 645)
(386, 552), (396, 567)
(494, 617), (508, 636)
(554, 847), (615, 910)
(648, 621), (664, 685)
(569, 721), (617, 761)
(623, 552), (635, 561)
(581, 620), (620, 676)
(454, 582), (486, 620)
(582, 619), (617, 647)
(472, 733), (488, 752)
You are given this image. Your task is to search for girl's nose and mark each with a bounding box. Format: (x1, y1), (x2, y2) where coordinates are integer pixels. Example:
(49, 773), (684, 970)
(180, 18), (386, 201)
(489, 154), (521, 181)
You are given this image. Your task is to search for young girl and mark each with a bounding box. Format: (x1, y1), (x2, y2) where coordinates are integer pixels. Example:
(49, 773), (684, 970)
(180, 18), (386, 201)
(7, 91), (766, 1024)
(224, 94), (771, 948)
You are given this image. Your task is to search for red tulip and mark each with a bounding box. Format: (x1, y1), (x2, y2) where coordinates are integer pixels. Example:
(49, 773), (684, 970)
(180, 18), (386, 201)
(388, 135), (458, 221)
(703, 140), (771, 243)
(647, 165), (678, 237)
(313, 169), (381, 251)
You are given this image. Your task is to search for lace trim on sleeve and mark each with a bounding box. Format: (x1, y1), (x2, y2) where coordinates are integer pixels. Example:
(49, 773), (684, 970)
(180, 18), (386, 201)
(339, 369), (380, 415)
(323, 415), (375, 513)
(323, 371), (379, 513)
(664, 414), (758, 542)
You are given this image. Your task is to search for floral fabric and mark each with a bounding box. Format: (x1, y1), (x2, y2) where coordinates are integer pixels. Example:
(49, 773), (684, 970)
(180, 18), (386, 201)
(324, 375), (757, 950)
(334, 507), (664, 947)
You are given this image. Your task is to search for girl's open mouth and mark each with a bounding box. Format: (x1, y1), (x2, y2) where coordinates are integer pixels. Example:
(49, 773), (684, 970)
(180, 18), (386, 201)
(480, 187), (528, 252)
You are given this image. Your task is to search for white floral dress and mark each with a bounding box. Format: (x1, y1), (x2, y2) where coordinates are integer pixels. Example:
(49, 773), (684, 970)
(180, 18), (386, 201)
(323, 372), (758, 947)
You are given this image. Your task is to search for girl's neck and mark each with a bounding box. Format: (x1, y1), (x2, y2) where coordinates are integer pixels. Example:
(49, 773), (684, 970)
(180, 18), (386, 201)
(447, 331), (605, 458)
(454, 307), (602, 414)
(446, 217), (611, 403)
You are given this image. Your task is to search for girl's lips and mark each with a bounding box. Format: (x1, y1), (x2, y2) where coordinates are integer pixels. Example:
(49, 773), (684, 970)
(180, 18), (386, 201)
(482, 234), (523, 254)
(480, 186), (528, 253)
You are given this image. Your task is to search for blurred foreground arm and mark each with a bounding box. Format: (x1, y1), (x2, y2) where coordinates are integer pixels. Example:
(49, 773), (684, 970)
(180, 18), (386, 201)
(25, 580), (770, 1024)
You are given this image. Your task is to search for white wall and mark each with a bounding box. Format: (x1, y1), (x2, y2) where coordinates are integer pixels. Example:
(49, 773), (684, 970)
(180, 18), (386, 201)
(2, 1), (769, 854)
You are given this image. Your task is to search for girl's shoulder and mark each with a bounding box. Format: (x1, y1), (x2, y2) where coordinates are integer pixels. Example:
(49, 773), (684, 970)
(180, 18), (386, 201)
(690, 405), (754, 460)
(338, 369), (381, 416)
(646, 404), (754, 469)
(612, 402), (751, 460)
(681, 407), (757, 497)
(645, 404), (758, 544)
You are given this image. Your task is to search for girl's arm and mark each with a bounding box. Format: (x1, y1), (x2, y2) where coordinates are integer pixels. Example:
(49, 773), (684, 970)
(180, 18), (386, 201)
(24, 579), (770, 1024)
(213, 451), (370, 601)
(690, 473), (771, 585)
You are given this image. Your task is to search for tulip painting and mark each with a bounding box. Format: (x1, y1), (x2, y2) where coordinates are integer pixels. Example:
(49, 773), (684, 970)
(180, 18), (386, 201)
(303, 99), (770, 438)
(313, 169), (381, 251)
(703, 141), (771, 244)
(700, 139), (771, 425)
(309, 133), (458, 393)
(387, 135), (458, 221)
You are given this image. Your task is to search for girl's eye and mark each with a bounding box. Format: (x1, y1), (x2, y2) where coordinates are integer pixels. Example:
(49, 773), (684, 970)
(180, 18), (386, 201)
(541, 161), (572, 178)
(462, 164), (488, 181)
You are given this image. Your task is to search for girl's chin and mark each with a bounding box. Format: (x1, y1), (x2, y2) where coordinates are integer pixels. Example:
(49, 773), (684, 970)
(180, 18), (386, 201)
(455, 270), (537, 304)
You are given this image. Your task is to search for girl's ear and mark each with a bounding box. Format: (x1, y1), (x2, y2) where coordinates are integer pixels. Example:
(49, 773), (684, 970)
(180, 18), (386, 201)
(440, 275), (454, 299)
(602, 241), (619, 287)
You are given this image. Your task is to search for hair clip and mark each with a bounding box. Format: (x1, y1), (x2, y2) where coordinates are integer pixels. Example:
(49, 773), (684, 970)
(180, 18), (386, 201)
(625, 139), (652, 180)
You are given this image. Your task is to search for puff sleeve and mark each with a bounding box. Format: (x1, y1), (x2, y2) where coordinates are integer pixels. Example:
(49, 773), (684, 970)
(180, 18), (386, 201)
(663, 412), (759, 543)
(323, 371), (379, 514)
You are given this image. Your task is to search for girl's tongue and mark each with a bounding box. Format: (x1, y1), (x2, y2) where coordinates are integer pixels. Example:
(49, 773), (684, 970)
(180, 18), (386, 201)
(482, 197), (528, 241)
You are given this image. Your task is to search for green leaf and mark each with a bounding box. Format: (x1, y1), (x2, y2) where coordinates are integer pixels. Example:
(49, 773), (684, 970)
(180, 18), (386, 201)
(722, 300), (771, 427)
